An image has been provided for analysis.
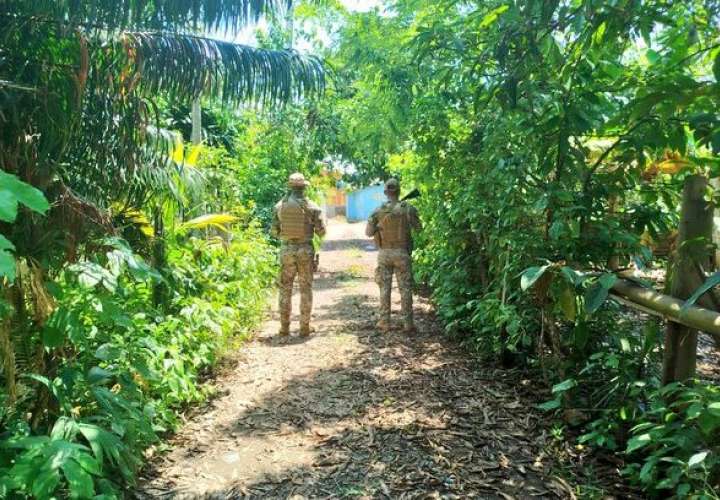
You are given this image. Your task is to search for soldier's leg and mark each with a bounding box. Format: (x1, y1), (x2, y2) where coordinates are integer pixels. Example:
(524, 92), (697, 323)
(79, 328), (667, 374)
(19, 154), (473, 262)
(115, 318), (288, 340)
(297, 248), (315, 336)
(395, 252), (416, 333)
(375, 251), (392, 331)
(278, 250), (298, 335)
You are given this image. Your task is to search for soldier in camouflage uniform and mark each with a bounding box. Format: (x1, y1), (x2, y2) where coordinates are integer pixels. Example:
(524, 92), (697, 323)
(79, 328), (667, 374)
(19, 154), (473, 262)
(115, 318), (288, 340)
(365, 179), (422, 333)
(271, 173), (326, 337)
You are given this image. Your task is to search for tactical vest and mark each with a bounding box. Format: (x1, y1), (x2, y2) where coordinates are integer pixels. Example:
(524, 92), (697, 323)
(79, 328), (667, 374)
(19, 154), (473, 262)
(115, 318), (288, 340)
(279, 196), (314, 242)
(378, 202), (410, 249)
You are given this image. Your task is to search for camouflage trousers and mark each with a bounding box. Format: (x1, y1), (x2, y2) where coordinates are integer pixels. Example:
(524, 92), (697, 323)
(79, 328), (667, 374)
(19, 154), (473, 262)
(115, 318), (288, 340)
(375, 249), (414, 327)
(278, 243), (314, 329)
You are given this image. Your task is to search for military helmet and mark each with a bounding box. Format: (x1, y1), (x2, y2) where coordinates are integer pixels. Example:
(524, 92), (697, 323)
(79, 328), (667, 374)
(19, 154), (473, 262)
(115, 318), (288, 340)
(288, 172), (310, 188)
(384, 178), (400, 192)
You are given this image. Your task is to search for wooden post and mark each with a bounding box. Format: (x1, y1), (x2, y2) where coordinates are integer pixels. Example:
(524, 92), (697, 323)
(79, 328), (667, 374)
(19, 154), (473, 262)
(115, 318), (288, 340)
(662, 174), (713, 384)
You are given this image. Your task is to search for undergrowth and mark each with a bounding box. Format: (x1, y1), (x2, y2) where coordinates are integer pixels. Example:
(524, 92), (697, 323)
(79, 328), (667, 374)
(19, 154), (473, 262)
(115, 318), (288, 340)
(0, 224), (276, 499)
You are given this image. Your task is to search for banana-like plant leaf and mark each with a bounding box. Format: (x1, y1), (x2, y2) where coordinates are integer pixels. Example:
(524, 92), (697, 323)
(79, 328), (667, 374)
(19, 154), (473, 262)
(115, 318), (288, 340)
(180, 213), (239, 232)
(521, 265), (551, 291)
(681, 271), (720, 312)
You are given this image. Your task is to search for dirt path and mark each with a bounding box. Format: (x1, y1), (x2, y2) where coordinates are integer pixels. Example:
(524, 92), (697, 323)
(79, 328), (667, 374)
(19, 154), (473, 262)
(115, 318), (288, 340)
(136, 220), (601, 499)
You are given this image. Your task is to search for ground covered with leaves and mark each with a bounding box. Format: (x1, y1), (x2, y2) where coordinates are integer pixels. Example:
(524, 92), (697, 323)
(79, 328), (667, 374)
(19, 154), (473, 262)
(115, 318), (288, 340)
(136, 221), (635, 499)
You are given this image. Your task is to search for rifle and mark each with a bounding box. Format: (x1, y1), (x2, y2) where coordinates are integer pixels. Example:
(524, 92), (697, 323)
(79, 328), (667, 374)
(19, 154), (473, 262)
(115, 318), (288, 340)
(401, 188), (421, 202)
(312, 234), (321, 273)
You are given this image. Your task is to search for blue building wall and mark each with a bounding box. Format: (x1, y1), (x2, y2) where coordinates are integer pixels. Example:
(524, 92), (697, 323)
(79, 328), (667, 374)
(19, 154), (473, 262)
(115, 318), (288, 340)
(347, 184), (386, 222)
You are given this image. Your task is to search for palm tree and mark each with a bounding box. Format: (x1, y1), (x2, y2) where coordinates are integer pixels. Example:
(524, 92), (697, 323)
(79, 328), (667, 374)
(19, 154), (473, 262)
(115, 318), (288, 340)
(0, 0), (325, 259)
(0, 0), (324, 202)
(0, 0), (324, 415)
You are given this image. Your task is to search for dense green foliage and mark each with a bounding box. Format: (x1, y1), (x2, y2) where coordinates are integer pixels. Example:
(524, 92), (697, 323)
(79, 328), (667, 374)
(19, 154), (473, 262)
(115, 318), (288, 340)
(0, 1), (325, 497)
(0, 223), (275, 498)
(306, 0), (720, 496)
(4, 0), (720, 497)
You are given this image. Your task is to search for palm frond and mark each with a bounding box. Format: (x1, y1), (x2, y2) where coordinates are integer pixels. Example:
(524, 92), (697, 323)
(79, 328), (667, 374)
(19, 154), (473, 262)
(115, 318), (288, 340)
(180, 213), (238, 232)
(0, 0), (292, 32)
(124, 33), (324, 104)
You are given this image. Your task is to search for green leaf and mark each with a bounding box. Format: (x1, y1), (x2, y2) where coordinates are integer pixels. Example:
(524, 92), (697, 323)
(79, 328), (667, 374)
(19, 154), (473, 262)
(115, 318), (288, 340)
(62, 457), (96, 499)
(646, 49), (660, 64)
(0, 190), (18, 222)
(620, 338), (631, 352)
(42, 325), (66, 349)
(714, 53), (720, 83)
(0, 235), (15, 251)
(699, 411), (720, 435)
(687, 403), (703, 419)
(74, 452), (101, 476)
(480, 5), (510, 28)
(707, 402), (720, 416)
(179, 213), (238, 232)
(68, 262), (117, 292)
(521, 265), (551, 291)
(538, 398), (562, 411)
(687, 451), (708, 468)
(598, 273), (617, 289)
(95, 344), (122, 361)
(0, 171), (49, 216)
(656, 477), (677, 490)
(558, 284), (576, 321)
(682, 271), (720, 311)
(677, 484), (691, 497)
(552, 378), (577, 394)
(30, 469), (61, 499)
(626, 433), (652, 453)
(639, 456), (659, 482)
(88, 367), (113, 385)
(560, 266), (583, 286)
(585, 281), (610, 314)
(0, 250), (16, 282)
(78, 423), (134, 478)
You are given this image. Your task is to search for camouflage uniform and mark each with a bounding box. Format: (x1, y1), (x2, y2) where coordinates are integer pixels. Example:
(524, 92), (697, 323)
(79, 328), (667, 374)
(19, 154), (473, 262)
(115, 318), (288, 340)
(271, 174), (326, 336)
(366, 180), (422, 332)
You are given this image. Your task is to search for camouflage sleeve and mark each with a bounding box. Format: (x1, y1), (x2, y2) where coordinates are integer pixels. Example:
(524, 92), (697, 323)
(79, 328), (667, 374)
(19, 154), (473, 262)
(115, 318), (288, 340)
(365, 211), (378, 237)
(408, 205), (422, 232)
(270, 203), (281, 238)
(314, 208), (326, 238)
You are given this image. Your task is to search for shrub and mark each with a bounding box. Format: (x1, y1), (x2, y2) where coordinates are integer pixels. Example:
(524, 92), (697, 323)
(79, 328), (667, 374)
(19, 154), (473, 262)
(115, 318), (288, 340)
(0, 224), (276, 498)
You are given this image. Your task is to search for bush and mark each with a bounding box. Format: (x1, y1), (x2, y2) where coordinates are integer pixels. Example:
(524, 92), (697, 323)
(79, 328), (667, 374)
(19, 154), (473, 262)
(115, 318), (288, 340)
(0, 223), (276, 498)
(624, 382), (720, 498)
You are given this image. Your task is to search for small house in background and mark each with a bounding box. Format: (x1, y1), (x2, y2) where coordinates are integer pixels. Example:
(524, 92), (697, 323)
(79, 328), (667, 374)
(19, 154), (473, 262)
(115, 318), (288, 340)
(319, 167), (347, 219)
(347, 184), (385, 222)
(325, 184), (347, 218)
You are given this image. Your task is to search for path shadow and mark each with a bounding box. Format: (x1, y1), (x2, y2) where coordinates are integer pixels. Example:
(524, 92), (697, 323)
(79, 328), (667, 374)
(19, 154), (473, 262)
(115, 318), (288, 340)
(172, 330), (576, 499)
(136, 225), (639, 499)
(322, 238), (378, 252)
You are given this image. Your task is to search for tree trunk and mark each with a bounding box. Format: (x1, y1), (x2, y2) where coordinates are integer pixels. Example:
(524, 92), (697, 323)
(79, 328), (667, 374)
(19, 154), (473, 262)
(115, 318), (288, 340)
(0, 285), (16, 405)
(662, 174), (713, 384)
(607, 194), (620, 271)
(152, 207), (167, 309)
(191, 98), (202, 145)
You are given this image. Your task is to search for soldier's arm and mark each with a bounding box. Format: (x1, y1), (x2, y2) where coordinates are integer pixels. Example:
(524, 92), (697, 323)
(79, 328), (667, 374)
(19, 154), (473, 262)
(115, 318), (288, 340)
(270, 204), (281, 238)
(365, 212), (378, 237)
(314, 208), (327, 238)
(409, 206), (422, 232)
